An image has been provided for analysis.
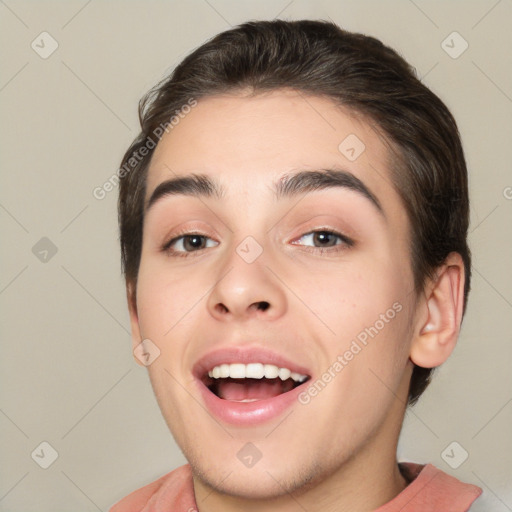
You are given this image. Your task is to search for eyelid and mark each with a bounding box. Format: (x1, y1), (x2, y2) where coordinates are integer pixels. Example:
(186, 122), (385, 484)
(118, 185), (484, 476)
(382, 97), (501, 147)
(161, 229), (219, 255)
(280, 211), (358, 244)
(160, 221), (219, 247)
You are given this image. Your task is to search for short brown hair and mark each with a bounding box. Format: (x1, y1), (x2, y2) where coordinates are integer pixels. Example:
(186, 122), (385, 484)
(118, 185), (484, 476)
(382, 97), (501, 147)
(118, 19), (471, 406)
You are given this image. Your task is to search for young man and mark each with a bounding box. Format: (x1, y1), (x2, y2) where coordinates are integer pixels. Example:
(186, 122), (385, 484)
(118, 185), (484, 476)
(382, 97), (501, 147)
(111, 20), (482, 511)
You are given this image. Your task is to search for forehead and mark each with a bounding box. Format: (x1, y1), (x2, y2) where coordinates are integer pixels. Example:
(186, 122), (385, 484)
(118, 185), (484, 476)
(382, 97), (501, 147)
(146, 89), (400, 213)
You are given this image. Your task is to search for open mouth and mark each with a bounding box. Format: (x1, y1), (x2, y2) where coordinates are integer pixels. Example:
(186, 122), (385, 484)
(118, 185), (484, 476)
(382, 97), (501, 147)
(202, 363), (310, 402)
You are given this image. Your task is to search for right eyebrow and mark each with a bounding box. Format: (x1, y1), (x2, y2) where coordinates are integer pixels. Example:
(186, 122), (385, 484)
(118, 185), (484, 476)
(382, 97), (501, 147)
(145, 174), (225, 214)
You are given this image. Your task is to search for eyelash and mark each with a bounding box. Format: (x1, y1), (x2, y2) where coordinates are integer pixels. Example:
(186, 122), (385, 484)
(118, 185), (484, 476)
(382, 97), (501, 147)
(161, 228), (354, 258)
(161, 230), (218, 258)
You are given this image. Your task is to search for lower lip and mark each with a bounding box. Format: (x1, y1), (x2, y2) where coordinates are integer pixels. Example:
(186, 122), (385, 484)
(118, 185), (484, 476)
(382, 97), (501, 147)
(195, 378), (307, 426)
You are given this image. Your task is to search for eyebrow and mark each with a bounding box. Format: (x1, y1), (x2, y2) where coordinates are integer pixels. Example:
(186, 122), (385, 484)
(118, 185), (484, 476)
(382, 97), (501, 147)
(145, 168), (383, 216)
(275, 168), (383, 215)
(145, 174), (225, 213)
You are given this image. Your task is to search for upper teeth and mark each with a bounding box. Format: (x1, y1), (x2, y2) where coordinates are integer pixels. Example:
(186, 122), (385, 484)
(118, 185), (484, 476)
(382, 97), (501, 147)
(207, 363), (308, 383)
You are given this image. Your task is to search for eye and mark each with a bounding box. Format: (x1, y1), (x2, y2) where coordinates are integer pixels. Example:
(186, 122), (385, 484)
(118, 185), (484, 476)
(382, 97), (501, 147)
(292, 230), (354, 251)
(162, 233), (218, 257)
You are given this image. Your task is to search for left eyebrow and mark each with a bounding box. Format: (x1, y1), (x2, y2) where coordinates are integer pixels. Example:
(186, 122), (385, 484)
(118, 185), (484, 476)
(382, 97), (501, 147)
(275, 168), (384, 216)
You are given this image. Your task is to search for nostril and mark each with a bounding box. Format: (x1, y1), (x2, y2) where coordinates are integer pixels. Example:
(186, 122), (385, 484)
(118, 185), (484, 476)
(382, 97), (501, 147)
(215, 303), (229, 314)
(256, 301), (270, 311)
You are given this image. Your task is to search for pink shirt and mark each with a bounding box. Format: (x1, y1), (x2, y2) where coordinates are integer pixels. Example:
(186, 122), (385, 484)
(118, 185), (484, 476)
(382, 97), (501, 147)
(110, 462), (482, 511)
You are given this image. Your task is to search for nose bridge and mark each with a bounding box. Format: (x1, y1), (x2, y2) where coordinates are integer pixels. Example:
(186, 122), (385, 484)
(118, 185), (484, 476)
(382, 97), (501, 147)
(206, 233), (287, 321)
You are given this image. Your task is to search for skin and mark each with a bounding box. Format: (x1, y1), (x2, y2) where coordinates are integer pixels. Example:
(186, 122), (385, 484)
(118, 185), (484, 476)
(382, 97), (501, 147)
(127, 89), (465, 512)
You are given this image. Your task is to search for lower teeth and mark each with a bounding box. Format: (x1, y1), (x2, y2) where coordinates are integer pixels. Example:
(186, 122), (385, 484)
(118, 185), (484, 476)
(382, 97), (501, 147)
(227, 398), (260, 403)
(207, 377), (301, 401)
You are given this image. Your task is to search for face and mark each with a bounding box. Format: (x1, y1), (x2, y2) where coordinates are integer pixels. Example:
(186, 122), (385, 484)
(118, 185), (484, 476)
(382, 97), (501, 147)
(130, 89), (417, 499)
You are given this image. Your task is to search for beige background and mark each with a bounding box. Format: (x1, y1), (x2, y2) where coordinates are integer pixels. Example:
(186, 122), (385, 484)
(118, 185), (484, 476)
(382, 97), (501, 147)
(1, 0), (511, 510)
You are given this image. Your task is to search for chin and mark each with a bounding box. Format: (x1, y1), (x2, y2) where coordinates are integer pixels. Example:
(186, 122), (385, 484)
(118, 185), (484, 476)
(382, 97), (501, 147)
(188, 451), (326, 500)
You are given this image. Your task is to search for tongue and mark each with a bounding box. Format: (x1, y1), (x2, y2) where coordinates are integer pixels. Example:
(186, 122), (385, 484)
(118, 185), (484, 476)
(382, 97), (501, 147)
(216, 378), (295, 401)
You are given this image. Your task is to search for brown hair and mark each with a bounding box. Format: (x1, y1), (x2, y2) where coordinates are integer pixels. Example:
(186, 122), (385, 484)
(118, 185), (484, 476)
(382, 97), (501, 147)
(118, 19), (470, 406)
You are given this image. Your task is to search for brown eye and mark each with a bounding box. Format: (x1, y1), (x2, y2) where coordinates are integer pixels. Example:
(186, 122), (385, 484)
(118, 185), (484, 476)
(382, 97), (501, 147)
(163, 234), (218, 256)
(312, 231), (339, 247)
(294, 230), (354, 250)
(182, 235), (207, 251)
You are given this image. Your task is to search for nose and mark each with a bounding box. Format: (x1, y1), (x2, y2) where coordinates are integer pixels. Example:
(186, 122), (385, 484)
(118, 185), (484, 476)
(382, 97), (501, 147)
(206, 246), (287, 322)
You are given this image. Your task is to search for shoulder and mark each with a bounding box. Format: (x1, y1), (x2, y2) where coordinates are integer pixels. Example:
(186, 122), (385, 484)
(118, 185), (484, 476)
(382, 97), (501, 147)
(377, 462), (483, 512)
(109, 464), (194, 512)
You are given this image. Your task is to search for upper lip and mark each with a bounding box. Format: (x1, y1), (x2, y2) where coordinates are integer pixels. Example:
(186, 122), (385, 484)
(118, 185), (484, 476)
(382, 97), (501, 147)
(192, 346), (312, 381)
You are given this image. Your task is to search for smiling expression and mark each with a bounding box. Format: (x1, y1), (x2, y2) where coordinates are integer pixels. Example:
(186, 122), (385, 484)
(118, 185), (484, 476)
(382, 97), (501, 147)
(128, 89), (418, 499)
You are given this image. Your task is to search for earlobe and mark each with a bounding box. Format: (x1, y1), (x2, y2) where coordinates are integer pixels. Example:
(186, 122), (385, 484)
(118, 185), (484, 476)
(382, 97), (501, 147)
(410, 253), (465, 369)
(127, 282), (145, 367)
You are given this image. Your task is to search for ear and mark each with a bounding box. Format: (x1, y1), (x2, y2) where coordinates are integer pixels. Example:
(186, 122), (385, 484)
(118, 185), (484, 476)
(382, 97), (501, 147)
(410, 253), (466, 368)
(127, 281), (145, 367)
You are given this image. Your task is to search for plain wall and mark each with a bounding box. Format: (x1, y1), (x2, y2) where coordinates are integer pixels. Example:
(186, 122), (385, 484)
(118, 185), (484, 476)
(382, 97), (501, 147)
(1, 1), (511, 510)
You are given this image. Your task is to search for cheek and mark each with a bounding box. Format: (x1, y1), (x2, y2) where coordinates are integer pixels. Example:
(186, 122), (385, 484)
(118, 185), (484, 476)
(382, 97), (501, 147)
(293, 255), (407, 342)
(338, 297), (414, 410)
(312, 303), (412, 432)
(301, 254), (413, 396)
(135, 257), (202, 335)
